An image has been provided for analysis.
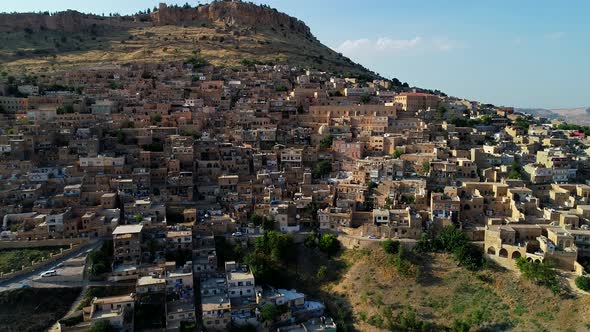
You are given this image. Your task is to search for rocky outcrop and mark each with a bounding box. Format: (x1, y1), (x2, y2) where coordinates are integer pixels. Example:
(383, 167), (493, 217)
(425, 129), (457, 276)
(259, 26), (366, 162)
(0, 2), (312, 37)
(152, 1), (312, 37)
(0, 10), (142, 33)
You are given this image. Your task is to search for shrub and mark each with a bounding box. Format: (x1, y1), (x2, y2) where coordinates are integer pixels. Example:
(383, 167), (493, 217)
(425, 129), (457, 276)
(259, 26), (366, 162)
(90, 320), (114, 332)
(184, 56), (208, 68)
(381, 239), (400, 254)
(316, 265), (328, 280)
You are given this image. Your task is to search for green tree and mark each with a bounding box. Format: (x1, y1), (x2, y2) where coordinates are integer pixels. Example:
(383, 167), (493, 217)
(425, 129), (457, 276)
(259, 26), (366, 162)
(516, 257), (562, 294)
(318, 234), (340, 256)
(508, 160), (523, 179)
(575, 275), (590, 291)
(420, 161), (430, 175)
(151, 114), (162, 123)
(434, 225), (468, 252)
(254, 231), (294, 264)
(304, 232), (317, 249)
(249, 213), (263, 226)
(262, 217), (275, 231)
(244, 252), (273, 283)
(260, 303), (279, 322)
(313, 160), (332, 178)
(319, 134), (334, 149)
(392, 149), (404, 159)
(366, 181), (378, 190)
(116, 130), (126, 144)
(360, 95), (371, 104)
(513, 116), (530, 131)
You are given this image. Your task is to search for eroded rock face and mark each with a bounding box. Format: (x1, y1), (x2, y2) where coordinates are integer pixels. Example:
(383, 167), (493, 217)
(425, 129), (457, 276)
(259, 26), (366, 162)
(0, 2), (312, 37)
(152, 2), (312, 37)
(0, 10), (140, 33)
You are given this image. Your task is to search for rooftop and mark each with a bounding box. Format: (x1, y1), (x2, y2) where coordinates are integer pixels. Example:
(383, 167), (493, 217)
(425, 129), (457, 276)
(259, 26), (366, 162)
(112, 224), (143, 235)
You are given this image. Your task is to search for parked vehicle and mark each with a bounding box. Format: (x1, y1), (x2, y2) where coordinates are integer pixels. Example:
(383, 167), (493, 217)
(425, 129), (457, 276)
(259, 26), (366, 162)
(40, 270), (57, 278)
(232, 232), (243, 237)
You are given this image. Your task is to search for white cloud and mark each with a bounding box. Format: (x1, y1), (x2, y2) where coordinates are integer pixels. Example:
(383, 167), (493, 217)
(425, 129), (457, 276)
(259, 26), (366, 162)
(334, 36), (459, 56)
(375, 36), (423, 51)
(545, 31), (565, 40)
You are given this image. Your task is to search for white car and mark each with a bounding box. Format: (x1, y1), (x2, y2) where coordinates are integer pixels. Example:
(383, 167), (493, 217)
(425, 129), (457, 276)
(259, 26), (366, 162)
(40, 270), (57, 278)
(367, 235), (378, 240)
(232, 232), (243, 237)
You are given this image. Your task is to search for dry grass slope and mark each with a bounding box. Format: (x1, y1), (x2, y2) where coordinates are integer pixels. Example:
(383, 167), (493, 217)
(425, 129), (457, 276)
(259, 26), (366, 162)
(326, 245), (590, 332)
(0, 22), (373, 77)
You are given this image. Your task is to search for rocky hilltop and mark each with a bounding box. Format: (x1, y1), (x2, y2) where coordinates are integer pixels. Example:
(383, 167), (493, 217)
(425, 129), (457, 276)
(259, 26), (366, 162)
(0, 1), (312, 37)
(0, 11), (140, 33)
(152, 2), (313, 37)
(0, 1), (375, 78)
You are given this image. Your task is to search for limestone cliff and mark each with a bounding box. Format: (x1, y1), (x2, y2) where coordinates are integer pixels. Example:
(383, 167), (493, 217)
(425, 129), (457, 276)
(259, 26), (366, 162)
(151, 2), (313, 37)
(0, 1), (313, 37)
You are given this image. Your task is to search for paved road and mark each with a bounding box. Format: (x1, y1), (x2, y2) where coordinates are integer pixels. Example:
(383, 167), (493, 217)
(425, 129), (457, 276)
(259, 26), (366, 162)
(0, 240), (102, 292)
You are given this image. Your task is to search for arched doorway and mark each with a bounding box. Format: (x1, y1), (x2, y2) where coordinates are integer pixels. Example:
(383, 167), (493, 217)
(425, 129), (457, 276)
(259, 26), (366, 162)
(511, 251), (521, 259)
(499, 248), (508, 258)
(487, 247), (496, 255)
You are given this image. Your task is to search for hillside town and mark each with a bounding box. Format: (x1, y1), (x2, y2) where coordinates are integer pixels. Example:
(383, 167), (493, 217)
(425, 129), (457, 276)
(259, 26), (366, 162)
(0, 57), (590, 331)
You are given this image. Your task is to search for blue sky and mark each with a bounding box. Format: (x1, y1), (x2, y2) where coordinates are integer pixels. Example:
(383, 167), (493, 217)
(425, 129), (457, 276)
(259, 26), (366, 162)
(2, 1), (589, 109)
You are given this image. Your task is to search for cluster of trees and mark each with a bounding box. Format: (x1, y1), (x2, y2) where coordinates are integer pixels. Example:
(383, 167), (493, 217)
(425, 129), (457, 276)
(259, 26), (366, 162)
(318, 233), (340, 255)
(381, 239), (418, 277)
(304, 232), (340, 256)
(89, 240), (113, 277)
(508, 160), (525, 180)
(515, 257), (562, 294)
(557, 123), (590, 136)
(312, 160), (332, 179)
(249, 213), (274, 231)
(184, 56), (208, 69)
(245, 231), (294, 285)
(414, 226), (486, 271)
(512, 117), (530, 131)
(448, 115), (492, 128)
